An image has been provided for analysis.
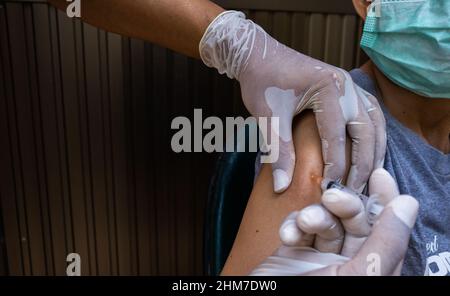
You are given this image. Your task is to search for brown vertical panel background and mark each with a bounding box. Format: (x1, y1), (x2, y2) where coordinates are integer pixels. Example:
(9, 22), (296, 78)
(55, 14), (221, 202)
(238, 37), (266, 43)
(0, 0), (365, 275)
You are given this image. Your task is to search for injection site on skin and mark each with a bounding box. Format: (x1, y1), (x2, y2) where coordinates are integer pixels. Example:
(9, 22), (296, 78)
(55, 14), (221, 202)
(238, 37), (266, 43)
(200, 10), (387, 193)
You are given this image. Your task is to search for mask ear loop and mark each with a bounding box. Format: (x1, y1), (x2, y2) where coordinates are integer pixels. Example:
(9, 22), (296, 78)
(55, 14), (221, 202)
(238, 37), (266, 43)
(366, 0), (428, 18)
(366, 0), (382, 18)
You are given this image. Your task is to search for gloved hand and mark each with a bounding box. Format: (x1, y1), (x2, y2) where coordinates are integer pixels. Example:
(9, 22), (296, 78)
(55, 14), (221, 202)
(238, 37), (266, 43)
(199, 11), (386, 193)
(250, 168), (419, 276)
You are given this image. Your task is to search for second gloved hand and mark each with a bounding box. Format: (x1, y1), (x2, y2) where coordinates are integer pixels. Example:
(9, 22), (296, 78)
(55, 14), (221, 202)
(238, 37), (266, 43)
(250, 168), (419, 276)
(200, 11), (386, 193)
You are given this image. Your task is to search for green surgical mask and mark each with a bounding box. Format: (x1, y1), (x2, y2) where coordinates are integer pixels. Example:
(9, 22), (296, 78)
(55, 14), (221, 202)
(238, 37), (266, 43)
(361, 0), (450, 98)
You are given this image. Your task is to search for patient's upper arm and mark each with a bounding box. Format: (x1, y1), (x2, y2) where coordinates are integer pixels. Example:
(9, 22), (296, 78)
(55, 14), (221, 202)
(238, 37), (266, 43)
(221, 111), (350, 275)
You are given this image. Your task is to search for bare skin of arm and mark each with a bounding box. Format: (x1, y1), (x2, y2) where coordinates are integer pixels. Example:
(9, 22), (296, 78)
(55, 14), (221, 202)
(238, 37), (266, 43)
(48, 0), (224, 58)
(221, 111), (351, 275)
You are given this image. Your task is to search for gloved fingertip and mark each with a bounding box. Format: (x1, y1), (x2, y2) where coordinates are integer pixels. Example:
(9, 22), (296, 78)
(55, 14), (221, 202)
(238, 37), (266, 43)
(297, 205), (325, 229)
(279, 221), (302, 246)
(369, 168), (400, 202)
(273, 169), (291, 193)
(322, 188), (363, 218)
(322, 188), (351, 204)
(371, 168), (391, 180)
(386, 195), (419, 229)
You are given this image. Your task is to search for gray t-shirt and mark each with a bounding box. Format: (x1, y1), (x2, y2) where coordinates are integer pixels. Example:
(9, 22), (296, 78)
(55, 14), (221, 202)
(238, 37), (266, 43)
(349, 69), (450, 276)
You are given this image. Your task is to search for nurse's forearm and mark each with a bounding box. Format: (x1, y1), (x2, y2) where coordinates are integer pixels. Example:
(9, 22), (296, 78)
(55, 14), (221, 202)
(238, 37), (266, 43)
(48, 0), (224, 58)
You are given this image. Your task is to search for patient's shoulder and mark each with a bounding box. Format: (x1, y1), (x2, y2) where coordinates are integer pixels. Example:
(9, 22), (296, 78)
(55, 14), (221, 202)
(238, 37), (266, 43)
(221, 111), (327, 275)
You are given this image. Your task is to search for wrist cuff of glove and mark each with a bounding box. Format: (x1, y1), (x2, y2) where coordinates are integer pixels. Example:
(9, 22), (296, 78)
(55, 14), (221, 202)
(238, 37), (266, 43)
(199, 10), (254, 80)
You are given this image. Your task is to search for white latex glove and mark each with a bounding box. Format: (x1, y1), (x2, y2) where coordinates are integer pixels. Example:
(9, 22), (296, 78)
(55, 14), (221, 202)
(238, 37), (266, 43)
(200, 11), (386, 193)
(251, 168), (419, 276)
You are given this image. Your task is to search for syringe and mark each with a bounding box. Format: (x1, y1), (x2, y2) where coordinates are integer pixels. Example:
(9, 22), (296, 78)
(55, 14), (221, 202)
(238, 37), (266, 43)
(320, 178), (383, 225)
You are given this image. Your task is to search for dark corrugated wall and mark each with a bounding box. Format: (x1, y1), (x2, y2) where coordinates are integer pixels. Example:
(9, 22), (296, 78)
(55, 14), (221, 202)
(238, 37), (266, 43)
(0, 0), (365, 275)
